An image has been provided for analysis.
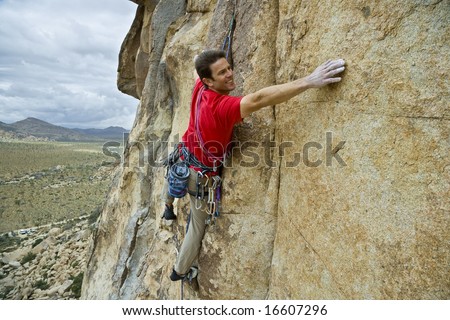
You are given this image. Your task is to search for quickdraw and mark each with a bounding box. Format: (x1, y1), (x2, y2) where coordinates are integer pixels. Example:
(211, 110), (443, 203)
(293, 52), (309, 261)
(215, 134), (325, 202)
(206, 176), (222, 226)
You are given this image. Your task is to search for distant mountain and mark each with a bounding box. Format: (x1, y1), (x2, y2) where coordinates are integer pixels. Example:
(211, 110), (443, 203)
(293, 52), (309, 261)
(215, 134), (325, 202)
(0, 117), (129, 142)
(0, 121), (15, 131)
(11, 117), (89, 141)
(73, 126), (129, 141)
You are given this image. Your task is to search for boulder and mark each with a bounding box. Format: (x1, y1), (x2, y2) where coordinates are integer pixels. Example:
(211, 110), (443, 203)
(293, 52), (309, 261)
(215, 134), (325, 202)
(47, 286), (60, 297)
(58, 280), (73, 295)
(21, 286), (33, 299)
(47, 228), (61, 237)
(1, 255), (10, 265)
(3, 246), (30, 263)
(75, 229), (91, 242)
(0, 275), (15, 288)
(8, 260), (21, 269)
(31, 236), (56, 255)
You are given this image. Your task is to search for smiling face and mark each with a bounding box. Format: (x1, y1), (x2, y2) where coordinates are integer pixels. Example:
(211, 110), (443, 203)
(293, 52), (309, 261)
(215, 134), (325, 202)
(202, 58), (235, 95)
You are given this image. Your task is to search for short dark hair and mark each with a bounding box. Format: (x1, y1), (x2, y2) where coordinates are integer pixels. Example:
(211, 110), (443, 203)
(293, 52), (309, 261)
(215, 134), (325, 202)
(195, 49), (226, 83)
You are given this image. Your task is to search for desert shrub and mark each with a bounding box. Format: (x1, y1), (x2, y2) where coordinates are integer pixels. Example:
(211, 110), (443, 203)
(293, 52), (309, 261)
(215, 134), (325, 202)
(32, 238), (43, 248)
(33, 279), (49, 290)
(69, 272), (84, 298)
(0, 234), (21, 252)
(21, 252), (37, 265)
(0, 286), (14, 299)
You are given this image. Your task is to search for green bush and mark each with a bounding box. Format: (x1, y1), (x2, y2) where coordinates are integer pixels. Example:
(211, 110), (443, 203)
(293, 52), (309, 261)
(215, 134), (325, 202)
(33, 279), (49, 290)
(0, 234), (21, 252)
(0, 286), (14, 299)
(32, 238), (43, 248)
(69, 272), (84, 298)
(21, 252), (37, 265)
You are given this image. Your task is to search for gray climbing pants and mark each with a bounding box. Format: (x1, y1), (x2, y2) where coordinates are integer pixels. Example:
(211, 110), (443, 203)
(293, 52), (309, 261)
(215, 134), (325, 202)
(162, 168), (212, 275)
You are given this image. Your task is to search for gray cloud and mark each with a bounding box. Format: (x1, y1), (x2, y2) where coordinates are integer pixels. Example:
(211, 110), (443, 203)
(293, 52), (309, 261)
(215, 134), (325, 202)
(0, 0), (138, 129)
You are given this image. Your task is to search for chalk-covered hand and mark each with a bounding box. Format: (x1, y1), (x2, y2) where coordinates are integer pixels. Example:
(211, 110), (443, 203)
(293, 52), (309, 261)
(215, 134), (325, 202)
(305, 59), (346, 88)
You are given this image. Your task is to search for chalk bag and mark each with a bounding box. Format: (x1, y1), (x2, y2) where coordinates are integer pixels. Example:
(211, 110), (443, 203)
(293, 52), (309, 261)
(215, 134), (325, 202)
(168, 161), (190, 198)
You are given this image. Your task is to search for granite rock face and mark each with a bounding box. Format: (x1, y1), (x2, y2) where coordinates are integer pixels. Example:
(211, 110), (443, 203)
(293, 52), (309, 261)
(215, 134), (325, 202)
(82, 0), (449, 299)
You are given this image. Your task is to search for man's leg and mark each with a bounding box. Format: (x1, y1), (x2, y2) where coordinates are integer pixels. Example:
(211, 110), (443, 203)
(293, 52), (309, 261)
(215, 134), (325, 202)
(172, 169), (210, 276)
(173, 193), (209, 275)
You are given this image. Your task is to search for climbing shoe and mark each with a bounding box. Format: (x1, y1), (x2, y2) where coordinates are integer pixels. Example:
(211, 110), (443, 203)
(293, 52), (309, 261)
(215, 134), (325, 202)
(170, 267), (199, 292)
(170, 268), (184, 281)
(162, 204), (176, 220)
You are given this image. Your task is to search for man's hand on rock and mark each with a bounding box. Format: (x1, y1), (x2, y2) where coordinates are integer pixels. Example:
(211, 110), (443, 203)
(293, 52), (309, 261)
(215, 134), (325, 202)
(305, 59), (346, 88)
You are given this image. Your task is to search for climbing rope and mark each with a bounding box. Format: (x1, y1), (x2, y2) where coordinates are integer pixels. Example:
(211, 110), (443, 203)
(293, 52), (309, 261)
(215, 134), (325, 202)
(172, 238), (184, 300)
(181, 280), (184, 300)
(221, 0), (237, 67)
(170, 1), (239, 299)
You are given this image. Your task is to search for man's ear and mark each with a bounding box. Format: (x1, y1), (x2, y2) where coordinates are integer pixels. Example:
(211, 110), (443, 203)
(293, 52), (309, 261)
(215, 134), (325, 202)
(202, 77), (213, 87)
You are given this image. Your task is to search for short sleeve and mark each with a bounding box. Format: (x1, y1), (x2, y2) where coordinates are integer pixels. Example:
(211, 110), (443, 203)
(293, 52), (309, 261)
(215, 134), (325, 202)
(216, 95), (243, 127)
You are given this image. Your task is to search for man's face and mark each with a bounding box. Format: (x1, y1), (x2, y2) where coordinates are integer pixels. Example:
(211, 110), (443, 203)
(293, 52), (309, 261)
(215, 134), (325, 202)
(203, 58), (235, 95)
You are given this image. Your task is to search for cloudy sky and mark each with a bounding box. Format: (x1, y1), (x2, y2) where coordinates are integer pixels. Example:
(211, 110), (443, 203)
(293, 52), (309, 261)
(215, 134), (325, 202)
(0, 0), (138, 129)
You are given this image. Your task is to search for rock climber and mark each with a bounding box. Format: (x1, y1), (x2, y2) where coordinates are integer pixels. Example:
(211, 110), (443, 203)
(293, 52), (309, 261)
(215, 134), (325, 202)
(162, 49), (345, 289)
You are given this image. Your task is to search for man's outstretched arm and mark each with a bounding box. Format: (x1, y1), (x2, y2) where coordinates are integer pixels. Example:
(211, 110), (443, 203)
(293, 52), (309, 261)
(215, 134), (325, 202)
(240, 59), (345, 118)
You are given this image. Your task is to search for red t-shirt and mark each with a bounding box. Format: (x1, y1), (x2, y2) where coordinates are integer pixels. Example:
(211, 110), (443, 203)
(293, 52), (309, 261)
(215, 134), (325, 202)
(182, 78), (242, 171)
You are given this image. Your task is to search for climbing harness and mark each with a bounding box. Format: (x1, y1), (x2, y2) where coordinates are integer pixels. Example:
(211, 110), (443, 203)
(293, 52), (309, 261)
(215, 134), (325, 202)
(165, 141), (217, 174)
(164, 142), (223, 225)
